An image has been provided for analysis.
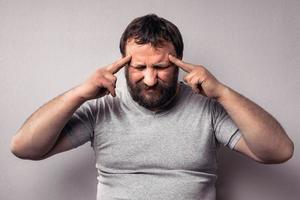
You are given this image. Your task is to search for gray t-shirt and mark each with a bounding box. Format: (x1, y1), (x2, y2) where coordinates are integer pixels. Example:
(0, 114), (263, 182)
(63, 82), (241, 200)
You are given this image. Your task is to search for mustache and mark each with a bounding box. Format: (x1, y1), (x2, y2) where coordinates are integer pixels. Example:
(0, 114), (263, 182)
(137, 81), (166, 91)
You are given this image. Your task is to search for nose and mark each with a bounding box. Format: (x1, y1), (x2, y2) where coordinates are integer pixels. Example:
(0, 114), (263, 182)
(143, 68), (158, 87)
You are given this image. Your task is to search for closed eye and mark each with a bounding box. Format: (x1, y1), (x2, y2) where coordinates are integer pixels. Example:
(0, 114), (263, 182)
(153, 65), (170, 70)
(130, 63), (170, 70)
(131, 65), (146, 70)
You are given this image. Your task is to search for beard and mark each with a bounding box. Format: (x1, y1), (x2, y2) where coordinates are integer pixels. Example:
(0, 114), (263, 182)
(125, 68), (178, 110)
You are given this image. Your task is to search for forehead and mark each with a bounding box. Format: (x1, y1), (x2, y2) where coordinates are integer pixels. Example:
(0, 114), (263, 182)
(125, 39), (176, 63)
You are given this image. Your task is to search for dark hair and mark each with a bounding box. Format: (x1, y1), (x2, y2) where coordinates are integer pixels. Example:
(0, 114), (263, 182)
(119, 14), (183, 58)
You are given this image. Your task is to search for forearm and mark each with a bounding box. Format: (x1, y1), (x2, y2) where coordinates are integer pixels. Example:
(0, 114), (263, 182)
(11, 86), (86, 159)
(168, 55), (294, 162)
(217, 85), (294, 161)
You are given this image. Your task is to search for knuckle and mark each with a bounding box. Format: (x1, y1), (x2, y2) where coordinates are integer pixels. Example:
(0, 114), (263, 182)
(111, 60), (118, 66)
(112, 75), (117, 82)
(104, 67), (112, 74)
(96, 76), (105, 83)
(186, 77), (192, 83)
(190, 79), (198, 85)
(107, 81), (115, 88)
(194, 66), (202, 71)
(97, 67), (106, 74)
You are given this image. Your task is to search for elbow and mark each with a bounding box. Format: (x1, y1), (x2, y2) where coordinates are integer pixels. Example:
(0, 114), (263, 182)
(280, 139), (294, 163)
(10, 135), (29, 159)
(276, 138), (294, 164)
(10, 135), (44, 161)
(259, 140), (294, 164)
(10, 135), (24, 158)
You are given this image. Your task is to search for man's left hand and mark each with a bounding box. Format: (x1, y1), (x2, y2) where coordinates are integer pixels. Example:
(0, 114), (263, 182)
(169, 54), (226, 99)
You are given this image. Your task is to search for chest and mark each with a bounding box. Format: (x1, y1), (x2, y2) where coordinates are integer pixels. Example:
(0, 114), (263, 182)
(93, 114), (217, 172)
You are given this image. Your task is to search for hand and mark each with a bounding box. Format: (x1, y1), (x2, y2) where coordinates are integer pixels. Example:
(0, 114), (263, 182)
(76, 55), (131, 101)
(169, 54), (226, 99)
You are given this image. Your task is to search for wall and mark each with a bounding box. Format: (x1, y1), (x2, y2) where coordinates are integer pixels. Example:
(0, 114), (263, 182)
(1, 0), (299, 199)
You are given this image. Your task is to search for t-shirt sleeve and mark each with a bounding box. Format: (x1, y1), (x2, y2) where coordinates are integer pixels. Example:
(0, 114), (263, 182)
(62, 99), (98, 148)
(210, 99), (242, 149)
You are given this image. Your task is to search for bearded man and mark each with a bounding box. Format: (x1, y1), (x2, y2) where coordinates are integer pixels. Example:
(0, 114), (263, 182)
(10, 14), (294, 200)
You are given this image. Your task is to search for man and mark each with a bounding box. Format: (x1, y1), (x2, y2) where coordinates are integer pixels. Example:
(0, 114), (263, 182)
(10, 14), (294, 200)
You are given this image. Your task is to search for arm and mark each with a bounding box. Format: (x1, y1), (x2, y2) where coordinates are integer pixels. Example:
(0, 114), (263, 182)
(217, 86), (294, 164)
(169, 54), (294, 164)
(10, 88), (85, 160)
(10, 55), (131, 160)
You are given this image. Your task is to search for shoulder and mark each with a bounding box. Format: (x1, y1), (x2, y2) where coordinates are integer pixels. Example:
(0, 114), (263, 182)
(93, 86), (128, 111)
(76, 86), (127, 114)
(177, 82), (224, 119)
(179, 82), (212, 108)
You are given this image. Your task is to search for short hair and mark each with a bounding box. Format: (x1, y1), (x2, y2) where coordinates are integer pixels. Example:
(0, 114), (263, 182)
(119, 14), (184, 58)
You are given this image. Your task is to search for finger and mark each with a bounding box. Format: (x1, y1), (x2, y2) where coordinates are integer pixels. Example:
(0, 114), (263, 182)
(96, 88), (110, 98)
(190, 76), (201, 93)
(183, 72), (194, 83)
(191, 85), (200, 94)
(103, 82), (116, 97)
(198, 87), (206, 96)
(99, 78), (116, 97)
(168, 54), (194, 73)
(107, 54), (132, 74)
(103, 73), (117, 86)
(183, 75), (189, 83)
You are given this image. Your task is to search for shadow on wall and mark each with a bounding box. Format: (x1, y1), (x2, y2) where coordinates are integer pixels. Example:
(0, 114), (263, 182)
(216, 147), (299, 200)
(37, 149), (97, 200)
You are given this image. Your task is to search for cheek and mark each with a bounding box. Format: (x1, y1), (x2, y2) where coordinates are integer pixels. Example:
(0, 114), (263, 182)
(128, 68), (144, 82)
(158, 68), (177, 82)
(157, 71), (169, 81)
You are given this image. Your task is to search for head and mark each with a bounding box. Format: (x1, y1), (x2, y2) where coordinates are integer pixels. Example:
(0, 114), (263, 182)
(119, 14), (184, 110)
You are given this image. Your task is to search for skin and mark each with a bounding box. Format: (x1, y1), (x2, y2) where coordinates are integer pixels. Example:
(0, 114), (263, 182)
(124, 40), (294, 164)
(10, 39), (294, 164)
(10, 55), (132, 160)
(168, 54), (294, 164)
(124, 39), (179, 111)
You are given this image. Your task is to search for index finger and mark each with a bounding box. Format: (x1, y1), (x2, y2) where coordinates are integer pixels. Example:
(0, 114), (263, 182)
(168, 54), (194, 73)
(107, 55), (132, 74)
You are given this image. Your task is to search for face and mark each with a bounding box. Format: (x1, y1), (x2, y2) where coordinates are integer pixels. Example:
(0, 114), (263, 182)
(125, 39), (179, 110)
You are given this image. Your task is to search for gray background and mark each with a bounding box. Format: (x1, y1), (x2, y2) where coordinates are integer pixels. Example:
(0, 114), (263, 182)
(1, 0), (299, 199)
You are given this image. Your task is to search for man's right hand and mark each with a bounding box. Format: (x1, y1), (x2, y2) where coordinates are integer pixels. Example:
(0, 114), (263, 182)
(76, 55), (131, 101)
(10, 54), (131, 160)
